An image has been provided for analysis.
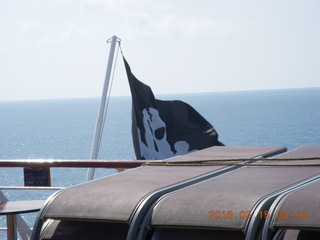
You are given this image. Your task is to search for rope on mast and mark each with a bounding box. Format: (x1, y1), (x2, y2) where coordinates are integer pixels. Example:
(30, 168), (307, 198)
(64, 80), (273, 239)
(86, 36), (121, 181)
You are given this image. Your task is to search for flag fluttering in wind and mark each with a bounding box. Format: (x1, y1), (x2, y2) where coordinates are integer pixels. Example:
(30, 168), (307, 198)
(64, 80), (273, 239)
(123, 57), (224, 160)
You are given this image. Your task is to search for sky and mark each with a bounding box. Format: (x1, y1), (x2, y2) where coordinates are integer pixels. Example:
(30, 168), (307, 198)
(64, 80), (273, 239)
(0, 0), (319, 101)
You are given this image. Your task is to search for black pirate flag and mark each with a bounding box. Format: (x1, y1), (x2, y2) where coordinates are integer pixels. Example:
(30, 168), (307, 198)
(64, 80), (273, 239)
(123, 57), (224, 160)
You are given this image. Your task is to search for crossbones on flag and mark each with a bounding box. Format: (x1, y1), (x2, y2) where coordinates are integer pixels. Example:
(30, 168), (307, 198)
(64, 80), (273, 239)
(123, 57), (224, 160)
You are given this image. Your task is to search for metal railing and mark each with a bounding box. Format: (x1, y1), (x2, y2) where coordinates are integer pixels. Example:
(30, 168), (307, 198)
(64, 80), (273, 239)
(0, 159), (149, 169)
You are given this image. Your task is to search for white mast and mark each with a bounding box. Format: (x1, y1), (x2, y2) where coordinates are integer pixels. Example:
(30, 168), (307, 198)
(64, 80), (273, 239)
(86, 35), (118, 181)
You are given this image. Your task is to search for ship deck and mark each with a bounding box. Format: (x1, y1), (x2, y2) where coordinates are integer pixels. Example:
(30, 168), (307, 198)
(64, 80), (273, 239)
(1, 146), (320, 240)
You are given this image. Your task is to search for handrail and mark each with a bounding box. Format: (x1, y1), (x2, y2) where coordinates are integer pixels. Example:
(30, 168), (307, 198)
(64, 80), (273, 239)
(0, 187), (63, 191)
(0, 159), (150, 169)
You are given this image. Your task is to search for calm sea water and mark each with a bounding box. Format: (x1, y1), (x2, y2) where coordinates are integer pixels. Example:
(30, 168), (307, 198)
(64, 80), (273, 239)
(0, 88), (319, 233)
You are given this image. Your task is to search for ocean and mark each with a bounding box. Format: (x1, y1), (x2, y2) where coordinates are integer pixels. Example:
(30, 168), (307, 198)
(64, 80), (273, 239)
(0, 87), (319, 235)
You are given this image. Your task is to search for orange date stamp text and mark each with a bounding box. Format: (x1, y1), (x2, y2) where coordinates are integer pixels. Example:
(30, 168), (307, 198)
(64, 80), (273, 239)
(208, 210), (308, 220)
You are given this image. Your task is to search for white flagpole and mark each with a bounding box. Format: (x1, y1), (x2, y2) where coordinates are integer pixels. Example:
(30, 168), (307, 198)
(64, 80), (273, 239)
(86, 35), (118, 181)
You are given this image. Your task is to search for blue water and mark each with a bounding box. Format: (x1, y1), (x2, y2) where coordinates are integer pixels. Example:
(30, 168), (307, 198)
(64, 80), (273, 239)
(0, 88), (319, 235)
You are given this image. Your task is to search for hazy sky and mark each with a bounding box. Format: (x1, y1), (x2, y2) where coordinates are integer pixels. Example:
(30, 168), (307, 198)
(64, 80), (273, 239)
(0, 0), (319, 101)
